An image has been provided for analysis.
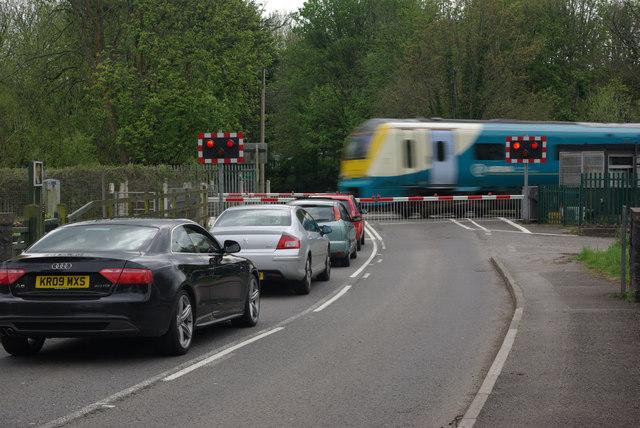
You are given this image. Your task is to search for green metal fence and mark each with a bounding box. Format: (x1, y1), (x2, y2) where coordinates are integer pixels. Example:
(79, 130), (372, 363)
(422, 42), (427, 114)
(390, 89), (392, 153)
(538, 173), (639, 226)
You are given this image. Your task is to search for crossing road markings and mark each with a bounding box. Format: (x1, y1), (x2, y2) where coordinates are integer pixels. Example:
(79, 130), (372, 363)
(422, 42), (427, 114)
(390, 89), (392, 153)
(451, 217), (533, 234)
(450, 219), (474, 230)
(498, 217), (532, 233)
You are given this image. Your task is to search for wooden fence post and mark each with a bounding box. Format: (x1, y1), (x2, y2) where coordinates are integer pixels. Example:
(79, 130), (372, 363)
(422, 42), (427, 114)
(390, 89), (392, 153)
(24, 204), (44, 246)
(0, 212), (14, 262)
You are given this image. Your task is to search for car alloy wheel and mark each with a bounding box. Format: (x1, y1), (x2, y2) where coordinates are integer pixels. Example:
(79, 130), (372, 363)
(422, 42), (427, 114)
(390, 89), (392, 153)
(232, 274), (260, 327)
(158, 290), (194, 355)
(176, 293), (194, 349)
(318, 252), (331, 281)
(294, 257), (312, 295)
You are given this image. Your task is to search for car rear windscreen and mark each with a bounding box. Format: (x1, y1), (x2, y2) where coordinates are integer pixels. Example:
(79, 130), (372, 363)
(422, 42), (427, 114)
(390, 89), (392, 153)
(215, 209), (292, 227)
(301, 206), (334, 222)
(27, 225), (158, 252)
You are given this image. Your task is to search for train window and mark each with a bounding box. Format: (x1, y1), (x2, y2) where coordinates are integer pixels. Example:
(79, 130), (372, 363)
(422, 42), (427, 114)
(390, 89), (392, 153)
(475, 143), (505, 160)
(404, 139), (414, 168)
(436, 141), (445, 162)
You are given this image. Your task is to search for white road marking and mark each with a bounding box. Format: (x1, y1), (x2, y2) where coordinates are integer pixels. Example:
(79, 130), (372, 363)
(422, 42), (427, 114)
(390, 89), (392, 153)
(467, 219), (489, 231)
(313, 285), (352, 312)
(449, 218), (475, 230)
(459, 257), (525, 428)
(498, 217), (532, 233)
(350, 225), (380, 278)
(163, 327), (285, 381)
(363, 273), (370, 279)
(365, 224), (385, 250)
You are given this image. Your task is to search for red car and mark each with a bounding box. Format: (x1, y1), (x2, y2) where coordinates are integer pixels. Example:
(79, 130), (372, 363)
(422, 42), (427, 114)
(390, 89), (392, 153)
(310, 194), (366, 250)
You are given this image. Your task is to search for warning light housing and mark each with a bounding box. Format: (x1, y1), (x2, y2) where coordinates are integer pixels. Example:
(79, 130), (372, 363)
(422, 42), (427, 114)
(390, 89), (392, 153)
(506, 136), (546, 163)
(198, 133), (244, 164)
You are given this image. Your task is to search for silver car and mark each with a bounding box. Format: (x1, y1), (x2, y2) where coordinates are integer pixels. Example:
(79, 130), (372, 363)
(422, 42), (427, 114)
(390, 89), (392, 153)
(288, 199), (357, 267)
(210, 205), (331, 295)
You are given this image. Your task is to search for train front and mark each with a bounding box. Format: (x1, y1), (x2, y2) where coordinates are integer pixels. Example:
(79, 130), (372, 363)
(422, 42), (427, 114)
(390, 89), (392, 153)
(337, 120), (382, 198)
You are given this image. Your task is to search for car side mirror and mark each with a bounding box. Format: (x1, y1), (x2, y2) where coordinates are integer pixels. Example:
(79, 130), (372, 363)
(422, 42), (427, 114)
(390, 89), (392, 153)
(223, 240), (241, 253)
(351, 215), (362, 222)
(321, 225), (332, 235)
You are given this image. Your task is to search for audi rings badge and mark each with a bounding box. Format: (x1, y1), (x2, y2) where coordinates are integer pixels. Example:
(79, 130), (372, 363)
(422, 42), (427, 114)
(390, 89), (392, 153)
(51, 263), (72, 270)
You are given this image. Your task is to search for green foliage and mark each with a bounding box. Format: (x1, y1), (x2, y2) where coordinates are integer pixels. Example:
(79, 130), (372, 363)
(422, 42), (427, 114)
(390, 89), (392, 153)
(4, 0), (640, 192)
(0, 0), (274, 167)
(575, 236), (629, 284)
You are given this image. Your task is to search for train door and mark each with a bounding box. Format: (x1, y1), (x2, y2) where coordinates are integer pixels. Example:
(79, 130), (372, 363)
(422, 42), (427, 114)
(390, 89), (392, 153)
(399, 129), (428, 190)
(430, 129), (458, 187)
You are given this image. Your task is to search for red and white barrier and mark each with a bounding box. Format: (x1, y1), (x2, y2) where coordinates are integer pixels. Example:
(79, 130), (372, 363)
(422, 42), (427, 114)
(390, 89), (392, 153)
(214, 193), (523, 203)
(357, 194), (523, 203)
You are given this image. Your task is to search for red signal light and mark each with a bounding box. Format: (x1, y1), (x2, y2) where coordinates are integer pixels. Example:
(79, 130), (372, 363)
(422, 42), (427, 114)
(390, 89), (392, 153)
(206, 140), (214, 148)
(513, 142), (520, 150)
(531, 142), (538, 150)
(226, 140), (234, 148)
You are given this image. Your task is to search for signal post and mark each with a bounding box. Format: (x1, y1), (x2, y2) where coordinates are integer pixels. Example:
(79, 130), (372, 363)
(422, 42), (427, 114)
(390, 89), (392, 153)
(506, 136), (547, 222)
(198, 132), (244, 214)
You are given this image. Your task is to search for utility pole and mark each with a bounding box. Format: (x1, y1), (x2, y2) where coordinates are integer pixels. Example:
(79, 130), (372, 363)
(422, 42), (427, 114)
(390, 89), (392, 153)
(450, 68), (456, 119)
(260, 68), (266, 193)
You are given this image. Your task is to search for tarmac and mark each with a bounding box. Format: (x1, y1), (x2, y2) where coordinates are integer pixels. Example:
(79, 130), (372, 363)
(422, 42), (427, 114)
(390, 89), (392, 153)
(460, 227), (640, 428)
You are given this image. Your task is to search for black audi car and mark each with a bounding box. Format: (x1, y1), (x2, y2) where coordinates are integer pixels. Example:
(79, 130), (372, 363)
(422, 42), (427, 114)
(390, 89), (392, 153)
(0, 218), (260, 356)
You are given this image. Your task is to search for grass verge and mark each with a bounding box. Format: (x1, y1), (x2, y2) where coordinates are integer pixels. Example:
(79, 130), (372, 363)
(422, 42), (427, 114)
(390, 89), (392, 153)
(575, 236), (633, 300)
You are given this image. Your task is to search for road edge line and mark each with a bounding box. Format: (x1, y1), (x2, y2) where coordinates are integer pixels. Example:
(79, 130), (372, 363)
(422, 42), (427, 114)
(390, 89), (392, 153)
(458, 256), (525, 428)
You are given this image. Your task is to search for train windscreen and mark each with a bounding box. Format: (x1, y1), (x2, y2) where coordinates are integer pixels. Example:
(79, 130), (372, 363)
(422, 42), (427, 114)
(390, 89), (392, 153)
(343, 132), (373, 160)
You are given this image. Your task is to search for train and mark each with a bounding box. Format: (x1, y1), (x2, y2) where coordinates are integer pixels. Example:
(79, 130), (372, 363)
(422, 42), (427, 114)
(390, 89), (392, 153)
(337, 118), (640, 199)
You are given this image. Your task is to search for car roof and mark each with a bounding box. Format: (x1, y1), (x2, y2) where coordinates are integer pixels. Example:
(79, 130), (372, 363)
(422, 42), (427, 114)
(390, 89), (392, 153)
(289, 199), (340, 206)
(222, 204), (295, 211)
(310, 194), (355, 201)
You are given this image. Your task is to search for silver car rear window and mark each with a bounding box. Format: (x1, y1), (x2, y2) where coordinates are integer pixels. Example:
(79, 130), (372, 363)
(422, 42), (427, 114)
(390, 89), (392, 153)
(216, 209), (292, 227)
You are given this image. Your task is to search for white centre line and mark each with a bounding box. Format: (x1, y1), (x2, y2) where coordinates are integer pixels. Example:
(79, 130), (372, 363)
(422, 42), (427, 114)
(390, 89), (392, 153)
(350, 225), (380, 278)
(313, 285), (352, 312)
(163, 327), (285, 381)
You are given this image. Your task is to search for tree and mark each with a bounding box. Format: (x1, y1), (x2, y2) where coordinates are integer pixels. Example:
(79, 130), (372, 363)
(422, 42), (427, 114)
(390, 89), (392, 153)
(0, 0), (275, 167)
(268, 0), (422, 191)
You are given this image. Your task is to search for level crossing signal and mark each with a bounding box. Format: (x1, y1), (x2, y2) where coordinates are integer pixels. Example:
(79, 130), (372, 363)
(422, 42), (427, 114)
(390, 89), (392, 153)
(198, 132), (244, 164)
(505, 136), (546, 163)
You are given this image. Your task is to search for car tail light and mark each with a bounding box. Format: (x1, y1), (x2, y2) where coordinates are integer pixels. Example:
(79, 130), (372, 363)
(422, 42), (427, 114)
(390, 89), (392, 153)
(276, 233), (300, 249)
(100, 268), (153, 284)
(333, 206), (341, 221)
(0, 269), (26, 285)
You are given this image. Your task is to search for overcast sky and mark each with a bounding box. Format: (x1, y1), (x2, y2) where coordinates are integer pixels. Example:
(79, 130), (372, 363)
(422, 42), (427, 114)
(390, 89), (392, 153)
(261, 0), (305, 15)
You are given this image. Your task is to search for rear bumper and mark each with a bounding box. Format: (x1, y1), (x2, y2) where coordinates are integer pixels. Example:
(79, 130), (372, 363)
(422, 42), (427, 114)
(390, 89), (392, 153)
(0, 297), (172, 338)
(237, 253), (306, 281)
(329, 239), (349, 258)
